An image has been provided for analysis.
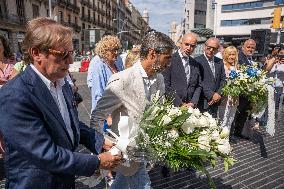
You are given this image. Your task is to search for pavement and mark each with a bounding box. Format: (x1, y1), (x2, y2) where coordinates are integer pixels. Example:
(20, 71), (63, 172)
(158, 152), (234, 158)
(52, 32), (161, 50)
(0, 72), (284, 189)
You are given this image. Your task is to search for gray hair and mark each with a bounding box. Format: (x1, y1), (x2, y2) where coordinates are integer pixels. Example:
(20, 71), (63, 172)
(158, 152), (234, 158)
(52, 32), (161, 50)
(140, 31), (175, 59)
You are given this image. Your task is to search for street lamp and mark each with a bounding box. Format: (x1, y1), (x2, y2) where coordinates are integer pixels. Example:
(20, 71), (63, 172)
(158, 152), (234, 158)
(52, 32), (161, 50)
(113, 18), (128, 39)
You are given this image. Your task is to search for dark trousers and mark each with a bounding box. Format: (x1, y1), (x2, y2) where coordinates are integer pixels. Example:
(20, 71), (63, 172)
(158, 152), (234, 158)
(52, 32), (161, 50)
(232, 96), (251, 136)
(275, 87), (283, 110)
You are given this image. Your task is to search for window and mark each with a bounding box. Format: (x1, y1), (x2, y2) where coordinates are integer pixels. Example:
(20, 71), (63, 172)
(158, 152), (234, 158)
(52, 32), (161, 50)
(46, 9), (49, 17)
(59, 11), (63, 22)
(82, 23), (85, 29)
(32, 4), (39, 18)
(82, 7), (85, 17)
(16, 0), (25, 18)
(221, 17), (272, 26)
(68, 14), (71, 24)
(75, 17), (78, 24)
(221, 1), (264, 11)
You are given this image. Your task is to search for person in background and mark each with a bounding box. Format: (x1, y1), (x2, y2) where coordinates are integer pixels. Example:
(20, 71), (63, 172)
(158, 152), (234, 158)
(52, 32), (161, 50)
(0, 17), (121, 189)
(265, 46), (284, 110)
(195, 38), (226, 118)
(232, 39), (257, 139)
(124, 45), (141, 68)
(0, 35), (15, 87)
(217, 46), (239, 139)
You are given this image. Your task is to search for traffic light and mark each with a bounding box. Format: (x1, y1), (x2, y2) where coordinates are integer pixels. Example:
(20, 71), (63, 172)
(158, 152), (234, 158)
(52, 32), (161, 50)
(271, 7), (282, 29)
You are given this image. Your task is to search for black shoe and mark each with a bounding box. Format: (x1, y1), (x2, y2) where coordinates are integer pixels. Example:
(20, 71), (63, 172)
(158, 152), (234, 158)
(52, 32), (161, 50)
(229, 135), (239, 144)
(161, 166), (170, 178)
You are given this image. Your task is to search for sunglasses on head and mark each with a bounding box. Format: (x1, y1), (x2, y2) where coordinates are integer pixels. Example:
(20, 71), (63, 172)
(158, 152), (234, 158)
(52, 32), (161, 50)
(48, 49), (74, 60)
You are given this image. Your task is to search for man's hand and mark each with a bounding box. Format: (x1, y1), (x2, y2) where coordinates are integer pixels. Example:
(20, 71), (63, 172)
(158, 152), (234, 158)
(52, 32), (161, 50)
(208, 93), (221, 105)
(106, 115), (112, 126)
(103, 137), (115, 151)
(182, 103), (195, 108)
(98, 152), (122, 170)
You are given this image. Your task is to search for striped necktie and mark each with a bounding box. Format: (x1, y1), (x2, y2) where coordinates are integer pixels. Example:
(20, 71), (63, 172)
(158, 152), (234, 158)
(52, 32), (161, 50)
(183, 56), (190, 83)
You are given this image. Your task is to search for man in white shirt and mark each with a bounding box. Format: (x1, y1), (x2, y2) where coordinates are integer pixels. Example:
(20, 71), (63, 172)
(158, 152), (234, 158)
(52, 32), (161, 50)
(91, 31), (175, 189)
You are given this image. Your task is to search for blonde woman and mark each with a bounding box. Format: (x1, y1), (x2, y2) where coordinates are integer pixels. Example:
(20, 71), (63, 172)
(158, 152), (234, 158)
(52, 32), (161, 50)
(218, 46), (239, 132)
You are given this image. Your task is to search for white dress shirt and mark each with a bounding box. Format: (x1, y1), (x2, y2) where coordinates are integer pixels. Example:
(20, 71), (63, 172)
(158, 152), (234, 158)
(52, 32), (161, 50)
(137, 61), (157, 101)
(30, 64), (74, 144)
(204, 53), (215, 77)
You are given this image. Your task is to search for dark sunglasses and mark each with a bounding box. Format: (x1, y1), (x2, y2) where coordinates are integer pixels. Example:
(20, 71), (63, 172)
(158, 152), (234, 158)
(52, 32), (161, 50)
(48, 49), (75, 60)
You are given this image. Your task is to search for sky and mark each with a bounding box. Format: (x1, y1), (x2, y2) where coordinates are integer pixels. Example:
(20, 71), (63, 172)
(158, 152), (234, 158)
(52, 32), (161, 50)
(130, 0), (184, 35)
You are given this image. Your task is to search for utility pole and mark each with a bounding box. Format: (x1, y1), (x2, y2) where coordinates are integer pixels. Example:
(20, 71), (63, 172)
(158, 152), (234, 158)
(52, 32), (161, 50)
(49, 0), (52, 18)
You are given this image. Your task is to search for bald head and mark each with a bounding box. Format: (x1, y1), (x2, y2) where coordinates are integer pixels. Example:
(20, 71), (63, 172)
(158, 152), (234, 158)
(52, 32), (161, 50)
(180, 33), (198, 56)
(242, 39), (256, 57)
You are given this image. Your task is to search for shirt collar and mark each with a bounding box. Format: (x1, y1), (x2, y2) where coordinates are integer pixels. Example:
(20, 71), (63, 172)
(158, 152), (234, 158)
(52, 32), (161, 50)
(30, 64), (65, 90)
(138, 60), (149, 79)
(179, 49), (188, 60)
(204, 53), (214, 63)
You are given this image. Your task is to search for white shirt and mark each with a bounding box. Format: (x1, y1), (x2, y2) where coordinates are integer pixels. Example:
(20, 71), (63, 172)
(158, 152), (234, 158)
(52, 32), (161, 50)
(30, 64), (74, 144)
(137, 61), (157, 101)
(270, 63), (284, 87)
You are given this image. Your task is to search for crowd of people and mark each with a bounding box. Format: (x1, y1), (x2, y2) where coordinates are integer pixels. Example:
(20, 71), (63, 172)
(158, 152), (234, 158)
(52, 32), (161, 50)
(0, 16), (283, 189)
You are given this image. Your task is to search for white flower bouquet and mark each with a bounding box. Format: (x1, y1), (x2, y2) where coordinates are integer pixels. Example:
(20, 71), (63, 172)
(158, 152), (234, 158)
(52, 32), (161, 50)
(134, 94), (235, 188)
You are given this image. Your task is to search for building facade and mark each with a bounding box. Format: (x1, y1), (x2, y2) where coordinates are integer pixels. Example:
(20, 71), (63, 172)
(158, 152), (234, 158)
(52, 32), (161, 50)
(215, 0), (284, 44)
(0, 0), (149, 54)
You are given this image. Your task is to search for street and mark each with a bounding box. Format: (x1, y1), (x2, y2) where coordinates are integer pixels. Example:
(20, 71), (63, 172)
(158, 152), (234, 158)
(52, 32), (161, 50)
(73, 72), (284, 189)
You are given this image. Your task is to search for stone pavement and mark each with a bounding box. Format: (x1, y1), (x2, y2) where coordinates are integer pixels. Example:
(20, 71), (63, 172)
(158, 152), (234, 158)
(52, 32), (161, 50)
(0, 72), (283, 189)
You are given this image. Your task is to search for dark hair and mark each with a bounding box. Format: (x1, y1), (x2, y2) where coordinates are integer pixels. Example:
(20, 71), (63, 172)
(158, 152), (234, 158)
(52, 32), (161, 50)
(140, 30), (175, 59)
(0, 35), (13, 59)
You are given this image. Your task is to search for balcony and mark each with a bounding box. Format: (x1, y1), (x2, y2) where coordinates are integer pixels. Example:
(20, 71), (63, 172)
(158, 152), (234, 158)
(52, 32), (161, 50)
(81, 15), (88, 22)
(0, 13), (27, 26)
(58, 0), (67, 7)
(81, 0), (92, 9)
(71, 23), (81, 32)
(66, 3), (80, 14)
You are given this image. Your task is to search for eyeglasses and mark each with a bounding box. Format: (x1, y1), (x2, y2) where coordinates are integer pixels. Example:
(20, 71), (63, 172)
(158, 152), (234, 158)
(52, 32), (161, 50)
(205, 44), (218, 51)
(108, 48), (121, 54)
(48, 49), (74, 60)
(184, 43), (196, 48)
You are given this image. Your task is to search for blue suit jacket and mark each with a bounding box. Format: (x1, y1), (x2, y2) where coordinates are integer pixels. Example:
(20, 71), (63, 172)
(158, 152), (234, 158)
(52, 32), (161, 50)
(0, 66), (104, 189)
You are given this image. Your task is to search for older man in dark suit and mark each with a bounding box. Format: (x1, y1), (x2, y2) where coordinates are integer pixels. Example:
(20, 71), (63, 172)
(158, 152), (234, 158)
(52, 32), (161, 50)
(232, 39), (257, 139)
(195, 38), (226, 118)
(0, 17), (121, 189)
(163, 33), (202, 108)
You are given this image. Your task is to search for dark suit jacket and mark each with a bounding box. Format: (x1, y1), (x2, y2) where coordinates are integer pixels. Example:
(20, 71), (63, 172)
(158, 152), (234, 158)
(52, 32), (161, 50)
(238, 50), (251, 66)
(162, 51), (202, 107)
(195, 55), (226, 110)
(0, 66), (104, 189)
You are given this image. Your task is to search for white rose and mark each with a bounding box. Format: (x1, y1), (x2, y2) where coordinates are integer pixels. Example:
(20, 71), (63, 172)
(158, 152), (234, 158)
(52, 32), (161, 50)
(162, 115), (172, 125)
(203, 112), (212, 119)
(192, 108), (201, 116)
(168, 107), (182, 117)
(197, 116), (209, 127)
(210, 130), (220, 141)
(181, 122), (195, 134)
(217, 139), (231, 155)
(208, 119), (218, 128)
(198, 135), (211, 151)
(169, 129), (179, 139)
(220, 127), (230, 139)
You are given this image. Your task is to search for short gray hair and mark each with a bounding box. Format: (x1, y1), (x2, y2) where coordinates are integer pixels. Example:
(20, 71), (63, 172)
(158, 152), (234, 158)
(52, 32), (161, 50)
(140, 31), (175, 59)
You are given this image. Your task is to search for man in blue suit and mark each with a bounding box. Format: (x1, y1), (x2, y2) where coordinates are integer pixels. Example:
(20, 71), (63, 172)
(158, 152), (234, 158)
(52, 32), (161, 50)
(0, 17), (121, 189)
